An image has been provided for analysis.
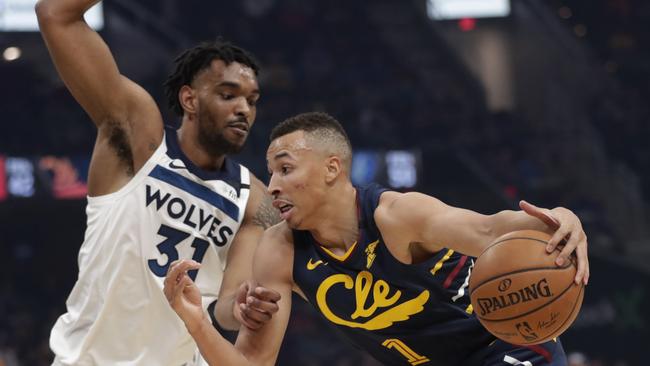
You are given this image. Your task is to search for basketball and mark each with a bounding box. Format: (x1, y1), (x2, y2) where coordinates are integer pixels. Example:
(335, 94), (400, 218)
(469, 230), (584, 345)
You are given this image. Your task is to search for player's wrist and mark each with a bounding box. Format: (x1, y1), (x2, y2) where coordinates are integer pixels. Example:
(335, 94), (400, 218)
(185, 314), (210, 336)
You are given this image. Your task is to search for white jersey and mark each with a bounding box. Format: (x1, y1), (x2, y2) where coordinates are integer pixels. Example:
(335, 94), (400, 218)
(50, 128), (251, 366)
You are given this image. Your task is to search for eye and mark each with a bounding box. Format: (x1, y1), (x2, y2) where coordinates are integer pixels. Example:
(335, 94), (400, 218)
(281, 165), (291, 175)
(220, 93), (234, 100)
(248, 98), (258, 107)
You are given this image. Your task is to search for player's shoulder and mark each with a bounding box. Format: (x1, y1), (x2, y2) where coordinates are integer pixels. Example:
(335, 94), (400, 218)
(377, 191), (434, 211)
(374, 190), (403, 216)
(263, 220), (293, 246)
(248, 172), (266, 190)
(242, 173), (282, 228)
(375, 190), (433, 230)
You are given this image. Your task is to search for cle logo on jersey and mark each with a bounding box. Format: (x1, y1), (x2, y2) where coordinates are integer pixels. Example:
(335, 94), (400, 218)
(316, 270), (429, 331)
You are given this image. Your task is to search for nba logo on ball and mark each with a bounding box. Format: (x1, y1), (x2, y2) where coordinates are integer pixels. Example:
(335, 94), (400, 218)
(469, 230), (585, 345)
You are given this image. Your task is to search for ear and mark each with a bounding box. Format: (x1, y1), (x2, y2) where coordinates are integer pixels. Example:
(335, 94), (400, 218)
(324, 156), (342, 184)
(178, 85), (198, 116)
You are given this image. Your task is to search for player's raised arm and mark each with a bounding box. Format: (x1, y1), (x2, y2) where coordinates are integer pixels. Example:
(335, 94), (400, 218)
(35, 0), (161, 126)
(375, 192), (589, 284)
(36, 0), (163, 194)
(165, 224), (294, 366)
(214, 176), (282, 330)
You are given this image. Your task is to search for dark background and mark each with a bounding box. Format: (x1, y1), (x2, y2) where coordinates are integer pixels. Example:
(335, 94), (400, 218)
(1, 0), (649, 365)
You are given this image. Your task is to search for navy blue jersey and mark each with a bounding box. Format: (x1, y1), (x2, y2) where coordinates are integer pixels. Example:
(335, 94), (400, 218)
(292, 184), (566, 366)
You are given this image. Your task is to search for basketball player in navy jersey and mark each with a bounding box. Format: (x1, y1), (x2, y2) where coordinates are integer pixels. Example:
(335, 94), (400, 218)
(165, 112), (589, 365)
(37, 0), (280, 364)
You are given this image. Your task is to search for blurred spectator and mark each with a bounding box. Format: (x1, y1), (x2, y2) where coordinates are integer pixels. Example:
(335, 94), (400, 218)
(568, 352), (589, 366)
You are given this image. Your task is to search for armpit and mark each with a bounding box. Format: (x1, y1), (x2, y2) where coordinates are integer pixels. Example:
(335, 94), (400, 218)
(251, 193), (282, 229)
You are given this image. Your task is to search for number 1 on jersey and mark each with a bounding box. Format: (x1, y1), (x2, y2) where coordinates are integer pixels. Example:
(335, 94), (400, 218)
(148, 224), (209, 280)
(382, 338), (430, 365)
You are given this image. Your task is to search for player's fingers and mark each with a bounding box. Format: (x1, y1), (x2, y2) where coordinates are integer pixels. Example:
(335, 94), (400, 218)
(245, 280), (258, 297)
(168, 259), (201, 281)
(242, 304), (272, 325)
(172, 274), (194, 306)
(246, 295), (279, 315)
(164, 260), (186, 300)
(519, 200), (560, 229)
(254, 287), (281, 303)
(236, 282), (250, 305)
(164, 260), (183, 286)
(238, 303), (263, 330)
(167, 274), (186, 305)
(574, 236), (589, 285)
(166, 261), (200, 301)
(547, 225), (570, 253)
(555, 237), (576, 267)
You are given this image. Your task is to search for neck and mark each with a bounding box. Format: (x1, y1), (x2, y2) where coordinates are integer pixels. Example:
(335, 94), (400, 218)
(177, 118), (225, 171)
(310, 182), (358, 252)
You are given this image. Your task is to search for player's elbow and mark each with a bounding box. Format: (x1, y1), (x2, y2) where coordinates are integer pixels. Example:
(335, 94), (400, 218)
(35, 0), (80, 26)
(35, 0), (58, 24)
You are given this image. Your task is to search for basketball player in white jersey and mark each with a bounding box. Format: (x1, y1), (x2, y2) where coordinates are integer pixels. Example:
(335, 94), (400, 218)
(36, 0), (281, 365)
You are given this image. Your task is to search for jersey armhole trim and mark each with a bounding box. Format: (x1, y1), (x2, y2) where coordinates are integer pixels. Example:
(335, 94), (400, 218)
(86, 134), (168, 206)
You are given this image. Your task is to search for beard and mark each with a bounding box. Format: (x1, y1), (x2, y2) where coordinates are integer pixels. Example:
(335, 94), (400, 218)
(196, 108), (245, 157)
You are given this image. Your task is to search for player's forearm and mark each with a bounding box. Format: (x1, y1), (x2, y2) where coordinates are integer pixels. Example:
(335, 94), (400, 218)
(35, 0), (99, 25)
(487, 209), (551, 240)
(190, 318), (254, 366)
(214, 293), (240, 331)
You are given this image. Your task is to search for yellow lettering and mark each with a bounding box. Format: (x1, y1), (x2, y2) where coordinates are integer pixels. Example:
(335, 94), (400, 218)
(316, 271), (429, 331)
(351, 272), (400, 319)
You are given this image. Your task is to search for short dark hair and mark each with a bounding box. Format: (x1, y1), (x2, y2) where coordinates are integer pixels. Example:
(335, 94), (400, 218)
(270, 112), (350, 144)
(164, 39), (260, 116)
(270, 112), (353, 167)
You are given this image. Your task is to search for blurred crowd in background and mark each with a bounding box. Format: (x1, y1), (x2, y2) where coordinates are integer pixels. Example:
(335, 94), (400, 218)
(1, 0), (648, 365)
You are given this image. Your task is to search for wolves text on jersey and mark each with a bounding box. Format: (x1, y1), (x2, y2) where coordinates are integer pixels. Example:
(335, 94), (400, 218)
(145, 184), (234, 247)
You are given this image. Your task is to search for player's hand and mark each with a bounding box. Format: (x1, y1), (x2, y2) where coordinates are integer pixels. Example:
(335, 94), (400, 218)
(164, 259), (205, 333)
(233, 280), (281, 330)
(520, 200), (589, 285)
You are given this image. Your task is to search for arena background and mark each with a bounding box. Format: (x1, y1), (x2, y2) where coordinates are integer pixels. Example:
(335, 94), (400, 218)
(1, 0), (649, 365)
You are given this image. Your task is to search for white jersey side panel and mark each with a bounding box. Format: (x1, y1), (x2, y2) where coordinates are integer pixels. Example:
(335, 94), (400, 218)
(50, 131), (250, 366)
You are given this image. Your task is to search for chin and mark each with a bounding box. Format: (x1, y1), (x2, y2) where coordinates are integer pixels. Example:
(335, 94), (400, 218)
(283, 214), (303, 230)
(285, 219), (300, 229)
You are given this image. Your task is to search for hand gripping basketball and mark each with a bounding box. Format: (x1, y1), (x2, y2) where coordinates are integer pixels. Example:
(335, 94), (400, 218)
(469, 230), (585, 345)
(519, 200), (590, 285)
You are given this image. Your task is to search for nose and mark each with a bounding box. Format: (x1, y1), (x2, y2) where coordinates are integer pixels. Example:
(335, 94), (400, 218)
(234, 97), (251, 119)
(267, 173), (280, 198)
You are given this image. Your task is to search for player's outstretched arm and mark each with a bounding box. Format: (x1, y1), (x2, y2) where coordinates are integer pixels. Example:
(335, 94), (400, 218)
(165, 225), (293, 366)
(233, 223), (294, 364)
(165, 259), (256, 365)
(214, 176), (282, 330)
(36, 0), (163, 194)
(376, 192), (589, 285)
(35, 0), (161, 127)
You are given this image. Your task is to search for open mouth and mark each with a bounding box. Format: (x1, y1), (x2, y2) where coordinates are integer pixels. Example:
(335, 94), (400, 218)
(274, 200), (294, 220)
(278, 203), (293, 214)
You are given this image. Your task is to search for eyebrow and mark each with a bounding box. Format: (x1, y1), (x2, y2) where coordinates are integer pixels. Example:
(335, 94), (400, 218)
(217, 81), (260, 95)
(273, 152), (291, 161)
